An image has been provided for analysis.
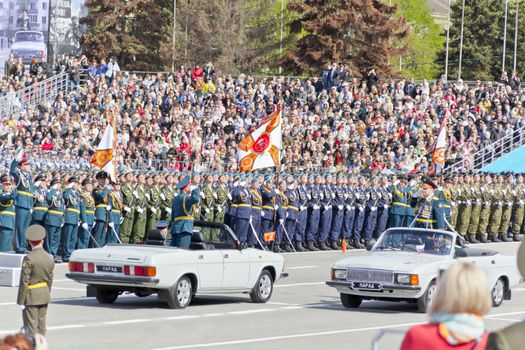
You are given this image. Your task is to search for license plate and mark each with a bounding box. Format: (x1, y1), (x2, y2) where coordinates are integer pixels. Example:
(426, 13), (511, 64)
(96, 265), (122, 273)
(353, 282), (382, 291)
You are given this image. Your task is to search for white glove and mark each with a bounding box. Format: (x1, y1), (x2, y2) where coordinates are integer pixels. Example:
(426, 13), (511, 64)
(145, 193), (150, 200)
(189, 185), (197, 191)
(279, 219), (284, 225)
(324, 205), (329, 211)
(338, 205), (343, 210)
(217, 207), (223, 213)
(356, 193), (360, 199)
(120, 217), (124, 224)
(213, 192), (218, 199)
(30, 209), (33, 214)
(307, 193), (311, 200)
(274, 205), (279, 210)
(108, 222), (115, 228)
(133, 191), (138, 197)
(384, 204), (389, 209)
(151, 207), (157, 214)
(227, 193), (232, 200)
(300, 206), (306, 211)
(205, 208), (210, 214)
(200, 191), (205, 198)
(249, 215), (253, 224)
(60, 223), (64, 228)
(160, 193), (166, 200)
(344, 193), (349, 199)
(371, 207), (377, 212)
(512, 190), (516, 196)
(82, 223), (88, 230)
(166, 207), (172, 214)
(261, 211), (265, 217)
(480, 187), (485, 193)
(124, 206), (131, 212)
(331, 193), (335, 199)
(137, 208), (144, 214)
(233, 181), (239, 187)
(313, 205), (320, 210)
(346, 205), (351, 210)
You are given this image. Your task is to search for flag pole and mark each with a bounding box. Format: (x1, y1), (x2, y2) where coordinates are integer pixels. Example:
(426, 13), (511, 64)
(112, 110), (117, 181)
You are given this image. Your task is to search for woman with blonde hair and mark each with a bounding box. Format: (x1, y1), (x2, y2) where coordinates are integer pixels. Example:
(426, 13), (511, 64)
(400, 261), (491, 350)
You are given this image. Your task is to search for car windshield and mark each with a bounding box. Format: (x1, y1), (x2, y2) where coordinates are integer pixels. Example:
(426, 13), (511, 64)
(15, 32), (43, 42)
(192, 223), (237, 249)
(372, 230), (454, 256)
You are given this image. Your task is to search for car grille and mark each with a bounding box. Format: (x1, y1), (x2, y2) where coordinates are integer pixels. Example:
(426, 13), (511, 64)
(347, 268), (393, 284)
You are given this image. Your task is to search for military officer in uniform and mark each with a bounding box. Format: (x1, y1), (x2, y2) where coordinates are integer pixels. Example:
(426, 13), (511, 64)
(232, 177), (252, 245)
(200, 175), (216, 223)
(17, 225), (54, 335)
(285, 176), (304, 251)
(77, 178), (95, 249)
(214, 174), (229, 223)
(170, 175), (200, 248)
(248, 176), (263, 248)
(466, 174), (481, 243)
(44, 178), (64, 260)
(275, 179), (289, 252)
(318, 175), (333, 250)
(342, 176), (356, 249)
(414, 177), (445, 230)
(511, 174), (524, 242)
(0, 174), (17, 252)
(31, 175), (48, 226)
(131, 173), (148, 243)
(295, 174), (309, 251)
(448, 174), (459, 230)
(488, 174), (505, 242)
(476, 174), (491, 243)
(498, 173), (514, 242)
(352, 176), (367, 248)
(10, 155), (34, 254)
(329, 174), (345, 250)
(120, 172), (135, 243)
(61, 176), (80, 262)
(376, 175), (391, 237)
(363, 176), (380, 245)
(106, 180), (123, 244)
(457, 173), (473, 239)
(261, 177), (278, 244)
(146, 173), (162, 232)
(92, 171), (111, 247)
(404, 175), (417, 227)
(161, 173), (176, 220)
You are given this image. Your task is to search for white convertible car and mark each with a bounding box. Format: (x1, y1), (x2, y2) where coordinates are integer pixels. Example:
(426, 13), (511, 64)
(66, 222), (287, 309)
(327, 228), (521, 313)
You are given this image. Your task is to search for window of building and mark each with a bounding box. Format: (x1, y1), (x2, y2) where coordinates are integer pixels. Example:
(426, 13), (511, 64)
(30, 2), (36, 10)
(0, 3), (3, 10)
(29, 14), (37, 22)
(9, 2), (13, 9)
(43, 2), (47, 10)
(42, 16), (46, 24)
(8, 16), (13, 24)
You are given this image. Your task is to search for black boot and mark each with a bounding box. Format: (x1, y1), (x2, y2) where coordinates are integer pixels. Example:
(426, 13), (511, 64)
(514, 234), (522, 242)
(499, 235), (509, 242)
(353, 239), (364, 249)
(477, 234), (488, 243)
(272, 243), (282, 253)
(307, 241), (319, 251)
(345, 239), (355, 250)
(467, 234), (479, 244)
(330, 240), (339, 250)
(318, 241), (329, 251)
(490, 234), (501, 243)
(295, 241), (306, 252)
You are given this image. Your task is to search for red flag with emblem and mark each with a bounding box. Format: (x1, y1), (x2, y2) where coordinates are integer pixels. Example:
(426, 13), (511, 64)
(428, 111), (448, 175)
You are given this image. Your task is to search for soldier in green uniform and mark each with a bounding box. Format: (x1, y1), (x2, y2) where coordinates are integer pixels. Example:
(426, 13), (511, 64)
(131, 173), (148, 243)
(61, 176), (81, 262)
(511, 174), (524, 242)
(31, 175), (48, 227)
(488, 174), (505, 242)
(119, 172), (135, 244)
(17, 225), (54, 335)
(214, 174), (229, 223)
(476, 174), (492, 243)
(466, 173), (481, 243)
(456, 173), (472, 238)
(77, 178), (95, 249)
(91, 171), (111, 247)
(449, 174), (459, 230)
(160, 173), (176, 220)
(0, 174), (17, 252)
(200, 175), (215, 222)
(106, 180), (123, 244)
(145, 173), (162, 232)
(498, 172), (514, 242)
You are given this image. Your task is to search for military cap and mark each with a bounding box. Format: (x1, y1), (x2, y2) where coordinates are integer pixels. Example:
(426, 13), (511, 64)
(18, 158), (30, 167)
(422, 176), (438, 189)
(68, 175), (80, 183)
(34, 174), (46, 183)
(82, 177), (93, 186)
(176, 175), (191, 190)
(0, 174), (11, 184)
(26, 224), (46, 241)
(95, 171), (109, 180)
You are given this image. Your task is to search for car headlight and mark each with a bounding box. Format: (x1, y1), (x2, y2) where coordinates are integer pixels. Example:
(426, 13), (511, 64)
(396, 273), (419, 285)
(332, 269), (347, 280)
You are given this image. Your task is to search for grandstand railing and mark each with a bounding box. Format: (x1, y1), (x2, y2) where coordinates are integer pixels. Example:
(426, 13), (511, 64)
(446, 124), (525, 172)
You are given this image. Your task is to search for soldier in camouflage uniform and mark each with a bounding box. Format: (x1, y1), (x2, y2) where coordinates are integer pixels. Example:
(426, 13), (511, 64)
(488, 174), (505, 242)
(476, 173), (492, 243)
(120, 172), (135, 244)
(449, 174), (460, 230)
(511, 174), (525, 242)
(200, 175), (215, 222)
(498, 173), (514, 242)
(131, 173), (148, 243)
(146, 173), (162, 232)
(160, 173), (176, 220)
(456, 173), (472, 238)
(214, 174), (229, 223)
(466, 173), (482, 243)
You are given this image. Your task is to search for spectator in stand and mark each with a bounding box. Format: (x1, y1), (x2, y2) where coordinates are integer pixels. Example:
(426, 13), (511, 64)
(191, 64), (204, 82)
(400, 262), (491, 350)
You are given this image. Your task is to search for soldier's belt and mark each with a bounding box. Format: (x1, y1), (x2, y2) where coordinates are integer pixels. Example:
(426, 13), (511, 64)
(392, 202), (410, 207)
(443, 205), (451, 209)
(231, 204), (238, 207)
(262, 205), (275, 210)
(111, 210), (121, 213)
(175, 215), (194, 221)
(416, 218), (437, 223)
(96, 204), (108, 209)
(27, 282), (48, 289)
(48, 210), (64, 215)
(0, 211), (15, 216)
(288, 206), (299, 211)
(236, 204), (252, 208)
(18, 191), (33, 197)
(86, 210), (94, 214)
(66, 208), (80, 214)
(33, 206), (48, 211)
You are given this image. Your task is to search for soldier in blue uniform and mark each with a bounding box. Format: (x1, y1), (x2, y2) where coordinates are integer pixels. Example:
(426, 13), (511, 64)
(294, 174), (309, 251)
(260, 178), (277, 245)
(232, 177), (252, 245)
(77, 178), (95, 249)
(91, 171), (112, 247)
(275, 180), (289, 252)
(342, 176), (356, 249)
(248, 176), (263, 248)
(285, 176), (304, 251)
(375, 176), (391, 238)
(352, 176), (367, 248)
(170, 175), (200, 248)
(44, 178), (64, 261)
(305, 174), (321, 251)
(106, 180), (123, 244)
(329, 174), (345, 250)
(224, 175), (236, 229)
(404, 175), (418, 227)
(61, 176), (81, 262)
(31, 175), (48, 227)
(363, 176), (380, 245)
(318, 175), (333, 250)
(388, 175), (408, 228)
(414, 177), (446, 230)
(10, 156), (34, 254)
(0, 175), (17, 252)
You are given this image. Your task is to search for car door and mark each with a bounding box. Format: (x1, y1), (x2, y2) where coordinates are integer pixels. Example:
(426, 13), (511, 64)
(196, 250), (223, 290)
(221, 248), (250, 289)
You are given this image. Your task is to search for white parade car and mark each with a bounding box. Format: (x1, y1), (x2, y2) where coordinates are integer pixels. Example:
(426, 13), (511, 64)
(11, 31), (47, 65)
(66, 221), (287, 309)
(327, 228), (521, 313)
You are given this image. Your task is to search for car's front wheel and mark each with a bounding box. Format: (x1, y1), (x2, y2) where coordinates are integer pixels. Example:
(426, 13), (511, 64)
(417, 280), (437, 313)
(492, 277), (505, 307)
(340, 293), (362, 308)
(167, 276), (193, 309)
(96, 288), (119, 304)
(250, 270), (274, 303)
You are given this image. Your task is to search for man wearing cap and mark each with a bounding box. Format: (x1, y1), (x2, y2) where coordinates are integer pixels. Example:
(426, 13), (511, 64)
(146, 173), (162, 233)
(248, 176), (263, 248)
(170, 175), (200, 248)
(498, 173), (514, 242)
(91, 171), (112, 247)
(285, 176), (304, 251)
(61, 176), (81, 262)
(328, 175), (345, 250)
(294, 174), (309, 251)
(106, 180), (123, 244)
(488, 174), (505, 242)
(161, 173), (176, 221)
(10, 153), (34, 254)
(17, 225), (54, 336)
(77, 178), (95, 249)
(232, 177), (252, 246)
(200, 175), (216, 223)
(363, 176), (380, 246)
(510, 174), (524, 242)
(131, 173), (148, 243)
(214, 174), (229, 224)
(31, 175), (48, 227)
(414, 177), (445, 230)
(120, 172), (135, 244)
(342, 176), (356, 249)
(352, 176), (367, 248)
(305, 175), (321, 251)
(318, 175), (333, 250)
(44, 178), (64, 260)
(0, 174), (17, 252)
(375, 176), (391, 237)
(456, 173), (473, 238)
(261, 177), (278, 245)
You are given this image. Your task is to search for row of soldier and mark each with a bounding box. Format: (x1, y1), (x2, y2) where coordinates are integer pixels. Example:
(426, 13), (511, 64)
(1, 156), (523, 260)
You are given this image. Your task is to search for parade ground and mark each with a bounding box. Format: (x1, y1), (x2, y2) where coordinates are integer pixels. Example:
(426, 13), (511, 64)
(1, 242), (524, 350)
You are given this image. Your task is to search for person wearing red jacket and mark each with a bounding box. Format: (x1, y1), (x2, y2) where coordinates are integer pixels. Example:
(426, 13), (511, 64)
(400, 261), (491, 350)
(191, 64), (203, 82)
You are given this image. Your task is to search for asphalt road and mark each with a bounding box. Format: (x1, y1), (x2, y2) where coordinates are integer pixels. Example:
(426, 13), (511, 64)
(1, 242), (524, 350)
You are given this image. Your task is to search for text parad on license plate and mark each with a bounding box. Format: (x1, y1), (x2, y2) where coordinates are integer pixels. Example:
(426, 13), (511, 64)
(353, 282), (382, 291)
(96, 265), (122, 273)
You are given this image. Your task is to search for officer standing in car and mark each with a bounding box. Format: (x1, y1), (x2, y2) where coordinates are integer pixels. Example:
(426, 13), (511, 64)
(170, 175), (200, 248)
